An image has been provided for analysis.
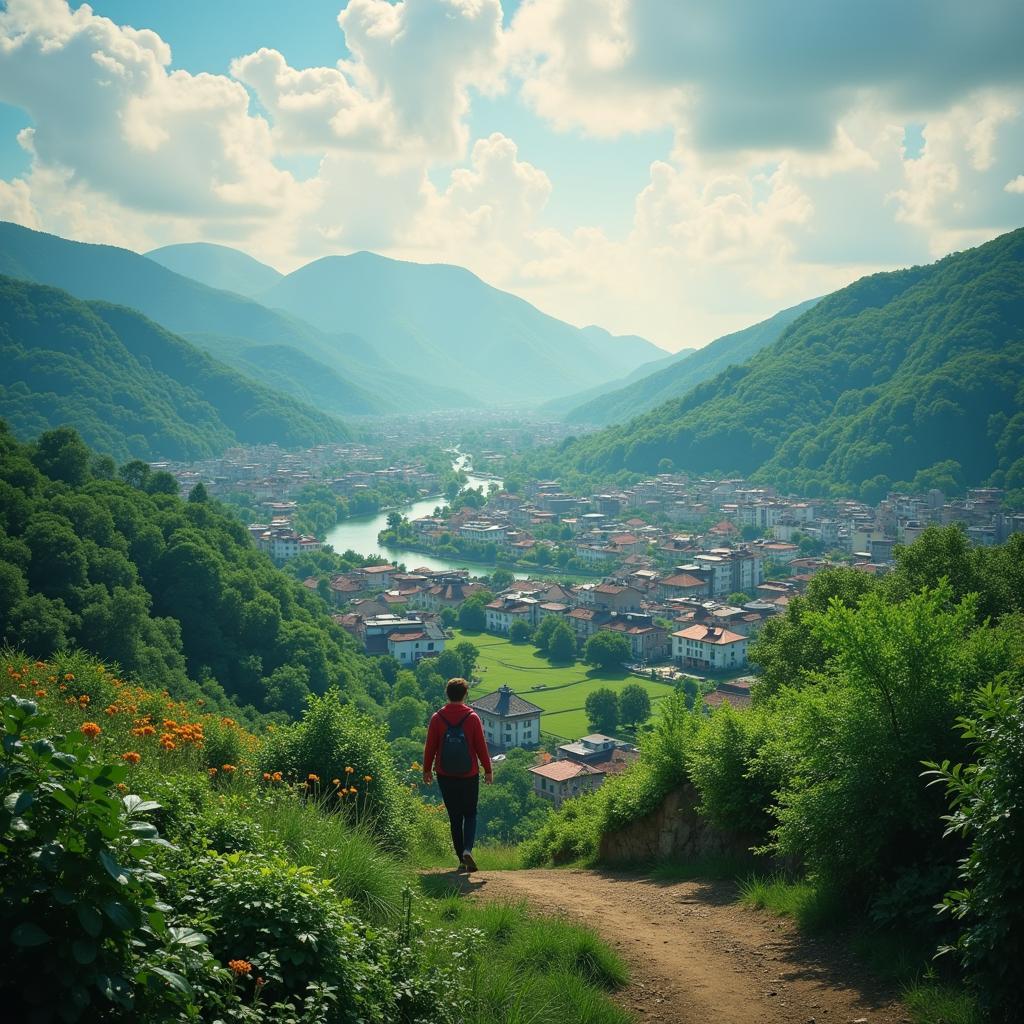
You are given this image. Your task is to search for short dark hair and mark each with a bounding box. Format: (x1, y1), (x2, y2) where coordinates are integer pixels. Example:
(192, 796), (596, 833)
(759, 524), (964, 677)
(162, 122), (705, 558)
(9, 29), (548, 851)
(446, 677), (469, 701)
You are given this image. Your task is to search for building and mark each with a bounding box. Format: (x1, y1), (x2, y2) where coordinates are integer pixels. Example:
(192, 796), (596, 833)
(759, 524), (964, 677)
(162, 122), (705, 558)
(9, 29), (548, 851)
(556, 734), (635, 766)
(470, 685), (542, 751)
(359, 615), (446, 663)
(528, 759), (605, 808)
(672, 624), (749, 670)
(485, 597), (540, 634)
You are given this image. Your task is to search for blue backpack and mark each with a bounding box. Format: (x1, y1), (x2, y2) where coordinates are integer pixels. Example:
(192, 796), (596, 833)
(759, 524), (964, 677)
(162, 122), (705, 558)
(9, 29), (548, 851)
(440, 709), (474, 774)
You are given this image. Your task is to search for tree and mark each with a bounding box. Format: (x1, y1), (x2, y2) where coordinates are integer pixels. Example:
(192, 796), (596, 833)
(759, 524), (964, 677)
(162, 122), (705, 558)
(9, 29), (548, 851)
(490, 568), (514, 591)
(458, 594), (489, 631)
(188, 482), (209, 503)
(453, 640), (479, 679)
(533, 616), (560, 652)
(585, 631), (632, 671)
(31, 427), (91, 486)
(509, 620), (533, 643)
(726, 591), (751, 606)
(584, 687), (619, 734)
(387, 695), (427, 740)
(619, 684), (652, 728)
(547, 620), (576, 664)
(119, 460), (151, 489)
(385, 511), (404, 530)
(433, 649), (465, 681)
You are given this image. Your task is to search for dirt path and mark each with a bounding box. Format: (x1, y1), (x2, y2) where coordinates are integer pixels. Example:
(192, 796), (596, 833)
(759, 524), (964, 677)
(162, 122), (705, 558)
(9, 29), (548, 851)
(455, 868), (909, 1024)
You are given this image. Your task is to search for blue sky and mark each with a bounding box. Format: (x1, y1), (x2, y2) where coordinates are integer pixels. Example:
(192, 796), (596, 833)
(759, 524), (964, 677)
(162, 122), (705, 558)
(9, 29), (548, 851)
(0, 1), (1021, 349)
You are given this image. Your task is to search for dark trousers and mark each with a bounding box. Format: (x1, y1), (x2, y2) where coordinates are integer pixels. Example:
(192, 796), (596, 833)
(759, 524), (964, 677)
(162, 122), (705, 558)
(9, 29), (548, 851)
(436, 773), (479, 859)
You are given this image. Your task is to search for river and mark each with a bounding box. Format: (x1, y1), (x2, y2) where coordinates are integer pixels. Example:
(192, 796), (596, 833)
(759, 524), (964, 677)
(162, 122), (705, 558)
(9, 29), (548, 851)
(323, 455), (531, 577)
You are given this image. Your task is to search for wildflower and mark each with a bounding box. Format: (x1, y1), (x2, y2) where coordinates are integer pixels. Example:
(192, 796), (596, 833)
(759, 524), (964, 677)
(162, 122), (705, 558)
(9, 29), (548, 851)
(121, 752), (141, 765)
(132, 725), (156, 737)
(307, 773), (320, 783)
(255, 977), (265, 988)
(65, 673), (75, 681)
(78, 694), (90, 705)
(222, 764), (237, 774)
(272, 771), (282, 782)
(411, 761), (421, 770)
(104, 704), (118, 716)
(81, 722), (101, 739)
(349, 786), (358, 795)
(208, 768), (218, 776)
(364, 775), (373, 782)
(115, 783), (128, 793)
(34, 661), (45, 669)
(262, 772), (271, 781)
(35, 690), (46, 698)
(345, 765), (354, 774)
(228, 959), (252, 976)
(332, 778), (340, 786)
(160, 734), (177, 750)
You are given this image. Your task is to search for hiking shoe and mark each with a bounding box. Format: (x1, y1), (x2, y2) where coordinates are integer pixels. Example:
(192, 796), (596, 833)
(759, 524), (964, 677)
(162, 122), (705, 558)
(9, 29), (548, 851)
(462, 852), (478, 873)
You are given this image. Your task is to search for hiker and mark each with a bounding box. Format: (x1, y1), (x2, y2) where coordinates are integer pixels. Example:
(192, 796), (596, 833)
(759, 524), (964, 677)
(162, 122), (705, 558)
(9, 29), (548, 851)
(423, 677), (492, 873)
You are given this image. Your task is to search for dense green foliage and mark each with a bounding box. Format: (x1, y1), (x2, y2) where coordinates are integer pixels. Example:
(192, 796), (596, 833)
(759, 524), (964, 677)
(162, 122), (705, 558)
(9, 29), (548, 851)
(0, 423), (387, 717)
(516, 228), (1024, 501)
(562, 298), (818, 425)
(0, 276), (347, 460)
(584, 632), (632, 670)
(583, 687), (619, 733)
(925, 676), (1024, 1022)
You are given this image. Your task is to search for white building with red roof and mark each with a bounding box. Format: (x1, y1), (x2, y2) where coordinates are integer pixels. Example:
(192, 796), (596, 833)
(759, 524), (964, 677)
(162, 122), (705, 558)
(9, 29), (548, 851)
(672, 623), (749, 670)
(528, 759), (605, 808)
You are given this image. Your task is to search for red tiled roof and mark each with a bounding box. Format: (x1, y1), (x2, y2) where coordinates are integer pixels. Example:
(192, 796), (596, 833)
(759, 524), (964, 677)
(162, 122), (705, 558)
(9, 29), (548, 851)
(529, 761), (603, 782)
(673, 624), (746, 645)
(661, 573), (706, 588)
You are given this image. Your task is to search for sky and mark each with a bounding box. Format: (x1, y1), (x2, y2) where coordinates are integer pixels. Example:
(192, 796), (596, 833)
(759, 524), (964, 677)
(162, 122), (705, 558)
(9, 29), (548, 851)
(0, 1), (1022, 352)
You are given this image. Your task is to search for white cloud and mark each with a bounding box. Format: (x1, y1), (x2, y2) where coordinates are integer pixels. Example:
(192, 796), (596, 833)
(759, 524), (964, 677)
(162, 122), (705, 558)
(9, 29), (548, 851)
(1007, 176), (1024, 194)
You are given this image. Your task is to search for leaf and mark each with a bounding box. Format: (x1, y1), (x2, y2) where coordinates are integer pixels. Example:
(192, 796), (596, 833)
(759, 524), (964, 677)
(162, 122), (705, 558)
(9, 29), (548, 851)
(169, 926), (208, 948)
(99, 849), (130, 885)
(102, 900), (138, 931)
(11, 922), (49, 947)
(128, 821), (158, 838)
(4, 790), (33, 815)
(49, 788), (76, 811)
(149, 966), (192, 997)
(122, 795), (160, 815)
(76, 904), (103, 937)
(72, 939), (97, 965)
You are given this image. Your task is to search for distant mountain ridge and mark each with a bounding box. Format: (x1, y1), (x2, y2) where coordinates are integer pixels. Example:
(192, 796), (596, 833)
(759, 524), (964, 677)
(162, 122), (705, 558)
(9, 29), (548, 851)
(516, 228), (1024, 502)
(255, 250), (668, 403)
(146, 242), (284, 297)
(561, 298), (820, 425)
(0, 275), (347, 460)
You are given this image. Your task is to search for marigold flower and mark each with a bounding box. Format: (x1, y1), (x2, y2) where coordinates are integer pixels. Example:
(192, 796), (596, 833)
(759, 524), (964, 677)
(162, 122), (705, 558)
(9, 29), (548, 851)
(332, 778), (340, 786)
(115, 783), (128, 793)
(364, 775), (373, 782)
(64, 673), (75, 681)
(262, 772), (271, 781)
(222, 764), (237, 774)
(208, 767), (218, 776)
(272, 771), (282, 782)
(78, 694), (90, 705)
(345, 765), (354, 774)
(349, 786), (358, 794)
(307, 773), (320, 783)
(228, 959), (252, 976)
(160, 735), (177, 750)
(35, 661), (46, 669)
(122, 751), (141, 765)
(81, 722), (101, 739)
(104, 704), (119, 716)
(35, 690), (47, 698)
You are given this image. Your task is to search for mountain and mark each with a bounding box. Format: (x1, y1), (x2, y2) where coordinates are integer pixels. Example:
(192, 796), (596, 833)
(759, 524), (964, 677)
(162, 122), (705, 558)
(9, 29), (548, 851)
(0, 222), (466, 414)
(560, 299), (819, 425)
(146, 242), (283, 297)
(518, 228), (1024, 502)
(0, 275), (347, 460)
(257, 251), (667, 403)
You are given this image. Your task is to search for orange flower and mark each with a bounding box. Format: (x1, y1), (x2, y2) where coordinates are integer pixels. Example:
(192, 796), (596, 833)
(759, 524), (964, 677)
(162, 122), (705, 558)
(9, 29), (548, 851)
(363, 775), (373, 782)
(208, 767), (218, 776)
(64, 673), (75, 681)
(228, 959), (252, 976)
(132, 725), (156, 737)
(104, 705), (119, 716)
(344, 766), (354, 774)
(262, 772), (271, 781)
(81, 722), (101, 739)
(307, 773), (320, 783)
(221, 764), (237, 774)
(34, 661), (46, 669)
(35, 690), (46, 698)
(332, 778), (340, 786)
(121, 751), (141, 765)
(272, 771), (282, 782)
(159, 734), (177, 750)
(78, 694), (90, 706)
(115, 783), (128, 793)
(349, 786), (358, 795)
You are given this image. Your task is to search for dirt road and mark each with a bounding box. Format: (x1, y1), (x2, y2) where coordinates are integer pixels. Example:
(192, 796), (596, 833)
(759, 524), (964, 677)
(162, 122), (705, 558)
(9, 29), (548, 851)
(464, 868), (909, 1024)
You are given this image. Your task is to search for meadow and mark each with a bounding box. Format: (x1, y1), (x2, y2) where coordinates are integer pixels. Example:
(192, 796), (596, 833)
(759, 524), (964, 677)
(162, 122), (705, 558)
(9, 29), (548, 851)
(451, 629), (677, 740)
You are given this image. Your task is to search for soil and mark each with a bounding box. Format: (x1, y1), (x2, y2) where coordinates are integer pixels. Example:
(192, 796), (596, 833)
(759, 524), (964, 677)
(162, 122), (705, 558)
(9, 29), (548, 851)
(444, 867), (911, 1024)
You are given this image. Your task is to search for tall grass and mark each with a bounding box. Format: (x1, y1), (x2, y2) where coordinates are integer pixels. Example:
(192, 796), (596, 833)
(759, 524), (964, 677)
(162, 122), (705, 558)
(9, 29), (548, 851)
(738, 872), (842, 931)
(246, 793), (409, 921)
(413, 841), (524, 872)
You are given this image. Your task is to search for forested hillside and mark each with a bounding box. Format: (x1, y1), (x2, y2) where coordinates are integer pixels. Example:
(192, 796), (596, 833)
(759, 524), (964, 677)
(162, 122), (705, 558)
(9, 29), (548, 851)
(517, 228), (1024, 501)
(146, 241), (284, 297)
(0, 422), (379, 717)
(0, 276), (347, 460)
(561, 298), (818, 425)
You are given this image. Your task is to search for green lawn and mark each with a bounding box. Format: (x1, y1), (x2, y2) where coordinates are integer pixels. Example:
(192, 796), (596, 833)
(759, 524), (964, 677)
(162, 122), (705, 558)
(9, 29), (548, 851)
(451, 628), (678, 741)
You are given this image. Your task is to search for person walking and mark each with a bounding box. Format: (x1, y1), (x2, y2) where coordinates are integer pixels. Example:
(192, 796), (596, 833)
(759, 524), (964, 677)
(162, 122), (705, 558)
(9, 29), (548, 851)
(423, 677), (492, 873)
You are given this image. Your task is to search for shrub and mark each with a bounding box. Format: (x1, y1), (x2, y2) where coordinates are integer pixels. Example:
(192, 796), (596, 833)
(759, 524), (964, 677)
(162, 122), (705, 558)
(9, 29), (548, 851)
(256, 690), (410, 850)
(925, 676), (1024, 1022)
(584, 632), (631, 671)
(509, 620), (533, 644)
(0, 695), (192, 1021)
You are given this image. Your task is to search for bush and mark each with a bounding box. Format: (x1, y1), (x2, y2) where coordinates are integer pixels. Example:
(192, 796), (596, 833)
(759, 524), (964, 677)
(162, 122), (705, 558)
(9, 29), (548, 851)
(0, 695), (192, 1021)
(584, 632), (631, 670)
(509, 620), (533, 644)
(257, 690), (410, 851)
(925, 676), (1024, 1022)
(688, 702), (777, 839)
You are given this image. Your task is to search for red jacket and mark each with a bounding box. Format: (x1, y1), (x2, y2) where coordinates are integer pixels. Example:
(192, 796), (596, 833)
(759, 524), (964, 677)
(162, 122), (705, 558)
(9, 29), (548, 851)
(423, 703), (492, 778)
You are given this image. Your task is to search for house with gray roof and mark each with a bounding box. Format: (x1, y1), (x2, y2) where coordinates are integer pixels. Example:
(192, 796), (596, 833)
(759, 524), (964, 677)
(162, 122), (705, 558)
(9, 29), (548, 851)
(470, 684), (542, 751)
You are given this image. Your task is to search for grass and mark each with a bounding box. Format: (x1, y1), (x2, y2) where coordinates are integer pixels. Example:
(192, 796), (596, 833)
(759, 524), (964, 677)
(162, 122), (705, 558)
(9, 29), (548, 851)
(413, 841), (525, 872)
(738, 873), (981, 1024)
(454, 628), (677, 740)
(417, 886), (631, 1024)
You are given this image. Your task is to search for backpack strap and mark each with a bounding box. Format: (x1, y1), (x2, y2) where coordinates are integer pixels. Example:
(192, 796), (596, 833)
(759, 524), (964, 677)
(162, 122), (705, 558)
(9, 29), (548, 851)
(450, 708), (473, 729)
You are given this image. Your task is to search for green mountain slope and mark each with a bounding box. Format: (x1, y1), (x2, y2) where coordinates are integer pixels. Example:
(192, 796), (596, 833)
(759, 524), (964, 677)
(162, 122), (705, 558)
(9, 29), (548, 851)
(258, 251), (667, 403)
(146, 241), (283, 296)
(562, 299), (818, 425)
(0, 275), (347, 460)
(520, 228), (1024, 502)
(0, 222), (467, 414)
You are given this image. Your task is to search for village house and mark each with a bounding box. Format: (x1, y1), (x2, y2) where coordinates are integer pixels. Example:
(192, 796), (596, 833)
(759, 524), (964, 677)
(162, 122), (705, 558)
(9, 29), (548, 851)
(470, 685), (542, 751)
(672, 623), (749, 671)
(358, 614), (446, 663)
(556, 734), (636, 766)
(485, 596), (539, 634)
(528, 760), (605, 808)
